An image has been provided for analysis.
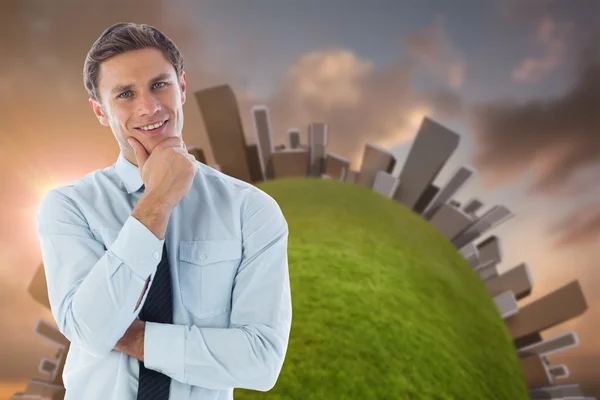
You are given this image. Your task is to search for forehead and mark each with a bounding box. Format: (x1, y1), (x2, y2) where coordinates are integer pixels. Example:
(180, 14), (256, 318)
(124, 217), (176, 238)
(97, 47), (176, 92)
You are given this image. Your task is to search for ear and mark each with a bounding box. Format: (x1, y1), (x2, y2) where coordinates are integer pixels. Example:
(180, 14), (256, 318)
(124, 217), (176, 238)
(179, 71), (187, 105)
(89, 97), (109, 127)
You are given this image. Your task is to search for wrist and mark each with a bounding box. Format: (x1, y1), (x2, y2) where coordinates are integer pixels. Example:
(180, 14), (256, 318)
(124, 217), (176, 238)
(135, 321), (146, 361)
(131, 192), (173, 240)
(115, 320), (146, 361)
(139, 191), (173, 214)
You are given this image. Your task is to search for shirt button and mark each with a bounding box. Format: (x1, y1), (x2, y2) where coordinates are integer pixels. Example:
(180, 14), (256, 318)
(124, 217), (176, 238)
(152, 251), (160, 260)
(199, 253), (207, 261)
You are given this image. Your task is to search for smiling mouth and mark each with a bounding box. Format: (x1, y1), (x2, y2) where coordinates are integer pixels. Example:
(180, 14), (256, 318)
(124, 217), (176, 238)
(136, 119), (169, 132)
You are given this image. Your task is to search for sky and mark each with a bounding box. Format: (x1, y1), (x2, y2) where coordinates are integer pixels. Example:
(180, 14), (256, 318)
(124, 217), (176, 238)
(1, 0), (599, 397)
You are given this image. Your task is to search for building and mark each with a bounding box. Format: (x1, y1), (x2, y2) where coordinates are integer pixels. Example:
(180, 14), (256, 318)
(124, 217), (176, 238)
(251, 105), (275, 180)
(325, 152), (350, 181)
(194, 84), (252, 182)
(307, 123), (328, 177)
(271, 149), (310, 179)
(356, 143), (396, 190)
(392, 117), (460, 210)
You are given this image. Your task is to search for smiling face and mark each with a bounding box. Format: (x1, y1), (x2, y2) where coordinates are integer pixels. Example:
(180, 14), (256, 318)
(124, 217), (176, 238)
(89, 47), (187, 166)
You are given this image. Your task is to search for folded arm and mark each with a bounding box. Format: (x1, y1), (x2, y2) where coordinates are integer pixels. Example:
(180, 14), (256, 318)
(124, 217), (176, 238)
(36, 189), (164, 356)
(142, 188), (292, 392)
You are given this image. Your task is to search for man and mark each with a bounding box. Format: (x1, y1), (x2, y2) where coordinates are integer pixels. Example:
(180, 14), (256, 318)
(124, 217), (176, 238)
(36, 22), (292, 400)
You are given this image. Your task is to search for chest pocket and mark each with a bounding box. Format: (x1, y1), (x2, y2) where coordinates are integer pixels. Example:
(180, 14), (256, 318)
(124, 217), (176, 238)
(178, 240), (242, 319)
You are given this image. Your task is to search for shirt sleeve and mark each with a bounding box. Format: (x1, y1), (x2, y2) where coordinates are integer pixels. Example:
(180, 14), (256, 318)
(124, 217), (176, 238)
(36, 189), (164, 357)
(143, 188), (292, 391)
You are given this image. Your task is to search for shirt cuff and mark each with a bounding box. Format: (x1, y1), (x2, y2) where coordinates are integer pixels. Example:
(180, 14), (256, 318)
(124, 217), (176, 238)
(144, 322), (186, 383)
(109, 215), (165, 279)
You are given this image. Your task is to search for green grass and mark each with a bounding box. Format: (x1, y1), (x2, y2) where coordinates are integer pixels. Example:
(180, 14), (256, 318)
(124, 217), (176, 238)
(234, 177), (529, 400)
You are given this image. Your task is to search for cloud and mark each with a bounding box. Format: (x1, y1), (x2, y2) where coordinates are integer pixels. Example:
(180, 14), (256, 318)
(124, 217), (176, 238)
(469, 46), (600, 191)
(286, 49), (373, 110)
(468, 2), (600, 248)
(254, 48), (450, 169)
(548, 201), (600, 248)
(511, 16), (568, 82)
(468, 33), (600, 246)
(249, 19), (466, 170)
(403, 15), (466, 89)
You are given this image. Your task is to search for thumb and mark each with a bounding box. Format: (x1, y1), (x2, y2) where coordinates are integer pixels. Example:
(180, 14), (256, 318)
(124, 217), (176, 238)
(127, 137), (149, 170)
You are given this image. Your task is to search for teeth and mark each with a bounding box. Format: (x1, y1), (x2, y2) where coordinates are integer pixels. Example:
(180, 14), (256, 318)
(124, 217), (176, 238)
(140, 120), (166, 131)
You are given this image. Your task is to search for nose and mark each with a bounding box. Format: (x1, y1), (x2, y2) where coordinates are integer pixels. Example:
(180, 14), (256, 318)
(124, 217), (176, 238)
(135, 91), (160, 117)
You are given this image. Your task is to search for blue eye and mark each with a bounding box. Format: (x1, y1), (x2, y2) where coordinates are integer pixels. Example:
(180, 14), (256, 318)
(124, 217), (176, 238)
(117, 82), (166, 99)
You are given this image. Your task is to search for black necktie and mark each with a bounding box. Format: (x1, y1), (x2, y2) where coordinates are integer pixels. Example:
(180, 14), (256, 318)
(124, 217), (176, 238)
(136, 241), (173, 400)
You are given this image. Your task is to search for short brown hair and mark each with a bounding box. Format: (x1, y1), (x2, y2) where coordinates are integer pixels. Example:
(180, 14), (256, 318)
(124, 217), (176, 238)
(83, 22), (184, 102)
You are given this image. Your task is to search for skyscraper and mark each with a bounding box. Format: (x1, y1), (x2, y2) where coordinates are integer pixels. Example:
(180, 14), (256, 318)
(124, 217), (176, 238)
(287, 129), (301, 149)
(325, 152), (349, 180)
(392, 118), (460, 210)
(357, 143), (396, 189)
(251, 105), (275, 180)
(194, 84), (252, 182)
(307, 123), (328, 177)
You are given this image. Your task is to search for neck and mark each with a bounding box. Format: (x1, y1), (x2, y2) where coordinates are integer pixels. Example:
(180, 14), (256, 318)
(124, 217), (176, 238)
(123, 150), (139, 167)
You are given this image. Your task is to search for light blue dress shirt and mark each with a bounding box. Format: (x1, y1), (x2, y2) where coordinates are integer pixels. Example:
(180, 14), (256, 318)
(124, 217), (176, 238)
(36, 151), (292, 400)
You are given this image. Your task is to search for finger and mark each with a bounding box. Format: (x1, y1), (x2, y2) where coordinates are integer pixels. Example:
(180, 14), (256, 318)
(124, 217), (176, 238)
(157, 136), (186, 150)
(186, 155), (198, 174)
(171, 146), (194, 157)
(127, 137), (149, 170)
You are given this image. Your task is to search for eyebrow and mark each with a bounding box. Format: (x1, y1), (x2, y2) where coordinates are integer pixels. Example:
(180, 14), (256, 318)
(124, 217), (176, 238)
(111, 73), (172, 95)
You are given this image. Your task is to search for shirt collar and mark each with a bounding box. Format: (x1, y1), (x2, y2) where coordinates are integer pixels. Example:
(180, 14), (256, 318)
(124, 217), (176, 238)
(114, 152), (144, 194)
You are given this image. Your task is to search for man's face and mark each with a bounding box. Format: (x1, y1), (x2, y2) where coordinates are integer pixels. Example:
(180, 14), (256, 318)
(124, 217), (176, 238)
(89, 47), (187, 165)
